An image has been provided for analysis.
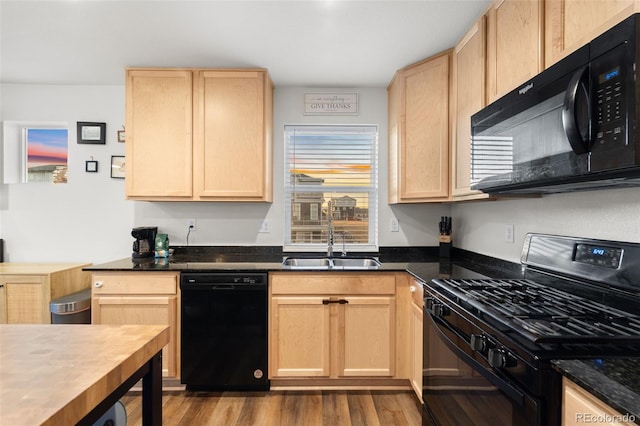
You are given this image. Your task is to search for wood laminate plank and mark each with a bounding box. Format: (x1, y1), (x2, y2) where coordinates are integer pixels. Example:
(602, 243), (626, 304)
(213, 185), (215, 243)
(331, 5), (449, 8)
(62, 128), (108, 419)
(347, 391), (382, 426)
(322, 390), (352, 426)
(0, 324), (169, 426)
(121, 390), (421, 425)
(371, 391), (414, 426)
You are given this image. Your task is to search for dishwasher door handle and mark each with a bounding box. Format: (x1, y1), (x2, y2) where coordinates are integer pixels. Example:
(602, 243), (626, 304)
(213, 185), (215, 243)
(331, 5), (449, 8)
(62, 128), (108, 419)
(210, 284), (236, 290)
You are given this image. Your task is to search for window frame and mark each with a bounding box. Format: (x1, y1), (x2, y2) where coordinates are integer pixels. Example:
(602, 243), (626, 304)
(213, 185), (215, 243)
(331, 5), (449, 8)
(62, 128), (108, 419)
(283, 124), (379, 253)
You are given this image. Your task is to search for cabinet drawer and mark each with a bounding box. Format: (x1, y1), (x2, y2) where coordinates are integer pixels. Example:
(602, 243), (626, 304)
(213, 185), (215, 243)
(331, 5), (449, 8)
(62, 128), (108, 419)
(270, 273), (396, 295)
(92, 272), (178, 295)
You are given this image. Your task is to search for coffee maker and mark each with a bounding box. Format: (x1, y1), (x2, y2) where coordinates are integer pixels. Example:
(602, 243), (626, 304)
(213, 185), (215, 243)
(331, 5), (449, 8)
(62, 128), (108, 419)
(131, 226), (157, 258)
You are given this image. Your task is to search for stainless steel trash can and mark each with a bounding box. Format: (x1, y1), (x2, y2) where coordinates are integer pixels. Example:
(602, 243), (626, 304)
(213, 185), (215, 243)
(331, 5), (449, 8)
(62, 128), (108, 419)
(50, 288), (91, 324)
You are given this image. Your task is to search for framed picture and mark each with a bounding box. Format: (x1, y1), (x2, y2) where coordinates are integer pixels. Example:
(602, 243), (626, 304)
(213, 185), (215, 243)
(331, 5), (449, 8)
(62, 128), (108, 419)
(77, 122), (106, 144)
(117, 130), (125, 143)
(110, 155), (125, 179)
(85, 160), (98, 173)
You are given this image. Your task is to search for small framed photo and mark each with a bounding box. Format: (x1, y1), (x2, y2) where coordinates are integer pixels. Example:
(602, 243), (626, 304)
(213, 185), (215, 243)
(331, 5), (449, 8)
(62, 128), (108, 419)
(117, 130), (125, 143)
(77, 122), (106, 144)
(111, 155), (125, 179)
(85, 160), (98, 173)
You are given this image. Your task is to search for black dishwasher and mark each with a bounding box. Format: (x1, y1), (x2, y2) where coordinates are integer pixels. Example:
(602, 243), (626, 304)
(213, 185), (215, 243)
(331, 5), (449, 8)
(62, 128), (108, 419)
(180, 272), (269, 391)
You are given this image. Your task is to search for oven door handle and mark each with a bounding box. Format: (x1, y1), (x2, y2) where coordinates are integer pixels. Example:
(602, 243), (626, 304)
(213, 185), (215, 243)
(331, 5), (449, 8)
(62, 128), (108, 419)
(426, 307), (528, 407)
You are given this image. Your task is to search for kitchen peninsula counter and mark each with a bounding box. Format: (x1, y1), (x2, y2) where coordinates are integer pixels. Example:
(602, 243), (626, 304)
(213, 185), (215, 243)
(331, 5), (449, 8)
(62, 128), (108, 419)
(1, 262), (91, 323)
(0, 324), (169, 426)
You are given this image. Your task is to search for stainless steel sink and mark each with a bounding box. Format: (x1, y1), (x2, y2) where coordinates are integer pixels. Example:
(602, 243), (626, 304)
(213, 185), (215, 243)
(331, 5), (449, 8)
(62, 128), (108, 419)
(282, 257), (332, 268)
(331, 257), (381, 268)
(281, 256), (381, 269)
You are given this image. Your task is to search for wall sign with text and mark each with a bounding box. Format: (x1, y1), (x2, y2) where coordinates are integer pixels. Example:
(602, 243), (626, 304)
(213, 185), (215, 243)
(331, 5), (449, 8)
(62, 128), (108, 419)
(304, 93), (358, 115)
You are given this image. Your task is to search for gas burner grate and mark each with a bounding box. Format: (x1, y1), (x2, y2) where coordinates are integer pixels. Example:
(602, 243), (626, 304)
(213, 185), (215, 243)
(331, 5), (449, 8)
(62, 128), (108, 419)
(433, 278), (640, 344)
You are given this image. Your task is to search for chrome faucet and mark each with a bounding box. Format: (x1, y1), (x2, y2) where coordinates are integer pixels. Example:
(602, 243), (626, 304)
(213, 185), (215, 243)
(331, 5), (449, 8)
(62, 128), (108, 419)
(327, 200), (334, 258)
(339, 231), (347, 257)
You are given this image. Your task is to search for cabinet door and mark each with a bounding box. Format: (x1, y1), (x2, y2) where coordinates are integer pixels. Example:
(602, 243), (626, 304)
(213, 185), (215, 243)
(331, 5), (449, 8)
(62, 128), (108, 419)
(545, 0), (636, 67)
(399, 53), (450, 201)
(194, 70), (273, 201)
(92, 295), (178, 377)
(2, 275), (46, 324)
(411, 300), (423, 400)
(339, 296), (395, 377)
(125, 69), (193, 198)
(270, 296), (331, 378)
(387, 73), (404, 204)
(0, 283), (7, 324)
(451, 17), (490, 200)
(486, 0), (543, 103)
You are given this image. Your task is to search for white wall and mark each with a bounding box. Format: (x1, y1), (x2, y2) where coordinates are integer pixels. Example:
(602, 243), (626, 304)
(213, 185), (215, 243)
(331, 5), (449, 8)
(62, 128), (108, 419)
(451, 187), (640, 263)
(0, 84), (132, 264)
(1, 83), (446, 264)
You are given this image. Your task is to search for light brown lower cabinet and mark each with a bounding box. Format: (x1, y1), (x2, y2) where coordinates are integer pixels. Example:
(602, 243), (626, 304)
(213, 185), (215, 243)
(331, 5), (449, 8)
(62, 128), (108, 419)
(269, 273), (396, 380)
(0, 263), (91, 324)
(410, 279), (424, 401)
(562, 378), (636, 426)
(91, 272), (180, 378)
(0, 283), (7, 323)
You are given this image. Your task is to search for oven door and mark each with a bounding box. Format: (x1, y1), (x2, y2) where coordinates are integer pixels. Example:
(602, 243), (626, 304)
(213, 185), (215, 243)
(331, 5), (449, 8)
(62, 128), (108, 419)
(422, 294), (543, 426)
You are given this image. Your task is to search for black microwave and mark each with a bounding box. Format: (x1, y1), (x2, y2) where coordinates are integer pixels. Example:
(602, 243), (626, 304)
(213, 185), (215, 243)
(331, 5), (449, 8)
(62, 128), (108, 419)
(471, 13), (640, 194)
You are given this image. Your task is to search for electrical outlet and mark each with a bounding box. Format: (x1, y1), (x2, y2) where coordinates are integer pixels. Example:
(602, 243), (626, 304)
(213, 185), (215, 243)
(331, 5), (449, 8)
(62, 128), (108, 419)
(259, 220), (271, 233)
(187, 218), (196, 231)
(505, 224), (514, 243)
(390, 217), (400, 232)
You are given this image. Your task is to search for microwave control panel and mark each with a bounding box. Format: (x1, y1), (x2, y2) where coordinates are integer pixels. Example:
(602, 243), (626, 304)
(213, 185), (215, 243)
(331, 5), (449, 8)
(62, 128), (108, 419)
(590, 42), (634, 170)
(592, 47), (626, 150)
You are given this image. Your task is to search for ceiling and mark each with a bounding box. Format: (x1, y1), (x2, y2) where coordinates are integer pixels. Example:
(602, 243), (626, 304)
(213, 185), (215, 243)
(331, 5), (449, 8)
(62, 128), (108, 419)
(0, 0), (492, 87)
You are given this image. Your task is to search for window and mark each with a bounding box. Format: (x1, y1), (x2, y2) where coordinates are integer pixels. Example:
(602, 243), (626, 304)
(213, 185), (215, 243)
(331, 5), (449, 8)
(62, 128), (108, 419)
(284, 125), (378, 252)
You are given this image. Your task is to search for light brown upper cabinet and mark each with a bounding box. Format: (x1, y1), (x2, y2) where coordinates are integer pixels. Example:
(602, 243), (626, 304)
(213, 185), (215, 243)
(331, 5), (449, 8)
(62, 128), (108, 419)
(486, 0), (544, 103)
(388, 51), (451, 203)
(125, 68), (273, 202)
(545, 0), (639, 67)
(450, 17), (490, 200)
(126, 69), (193, 198)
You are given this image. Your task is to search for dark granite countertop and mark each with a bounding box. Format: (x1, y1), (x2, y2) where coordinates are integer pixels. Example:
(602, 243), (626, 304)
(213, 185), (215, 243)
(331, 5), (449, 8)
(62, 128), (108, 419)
(553, 359), (640, 421)
(84, 245), (524, 283)
(84, 255), (520, 285)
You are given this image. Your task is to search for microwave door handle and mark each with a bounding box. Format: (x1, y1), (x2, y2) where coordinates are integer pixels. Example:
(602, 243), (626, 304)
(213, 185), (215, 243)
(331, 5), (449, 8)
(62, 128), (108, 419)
(562, 65), (591, 154)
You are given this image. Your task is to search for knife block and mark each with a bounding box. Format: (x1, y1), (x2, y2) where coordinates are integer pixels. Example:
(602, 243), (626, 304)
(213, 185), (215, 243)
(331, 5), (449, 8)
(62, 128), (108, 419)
(439, 235), (452, 258)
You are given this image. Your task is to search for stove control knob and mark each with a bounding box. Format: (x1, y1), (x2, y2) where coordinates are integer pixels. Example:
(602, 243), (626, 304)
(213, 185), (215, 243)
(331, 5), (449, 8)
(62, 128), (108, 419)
(425, 297), (450, 317)
(488, 348), (516, 369)
(470, 334), (488, 352)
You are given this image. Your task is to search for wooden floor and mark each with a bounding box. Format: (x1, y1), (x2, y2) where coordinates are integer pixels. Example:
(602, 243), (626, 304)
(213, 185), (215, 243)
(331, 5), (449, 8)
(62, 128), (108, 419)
(121, 390), (422, 426)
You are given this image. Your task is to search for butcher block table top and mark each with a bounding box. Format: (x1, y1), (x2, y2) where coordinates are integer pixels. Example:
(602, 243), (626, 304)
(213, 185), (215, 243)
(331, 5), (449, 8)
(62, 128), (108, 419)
(0, 324), (169, 426)
(0, 262), (91, 275)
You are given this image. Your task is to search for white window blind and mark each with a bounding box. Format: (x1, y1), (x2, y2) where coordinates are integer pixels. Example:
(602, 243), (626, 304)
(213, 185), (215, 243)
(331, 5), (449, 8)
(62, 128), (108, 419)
(284, 125), (378, 252)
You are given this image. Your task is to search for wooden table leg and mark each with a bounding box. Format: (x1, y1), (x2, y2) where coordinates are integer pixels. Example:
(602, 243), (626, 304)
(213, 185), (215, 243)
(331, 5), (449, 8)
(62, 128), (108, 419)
(142, 351), (163, 426)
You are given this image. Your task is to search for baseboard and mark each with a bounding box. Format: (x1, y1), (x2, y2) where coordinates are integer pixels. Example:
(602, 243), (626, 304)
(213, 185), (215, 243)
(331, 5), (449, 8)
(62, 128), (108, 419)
(269, 378), (411, 391)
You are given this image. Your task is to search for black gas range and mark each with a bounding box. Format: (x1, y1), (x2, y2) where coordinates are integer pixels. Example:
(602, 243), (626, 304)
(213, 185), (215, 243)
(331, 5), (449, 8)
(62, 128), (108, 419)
(422, 234), (640, 426)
